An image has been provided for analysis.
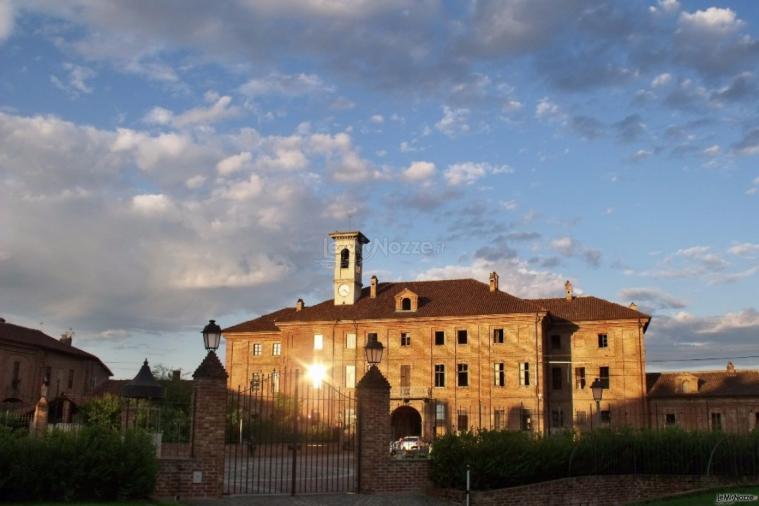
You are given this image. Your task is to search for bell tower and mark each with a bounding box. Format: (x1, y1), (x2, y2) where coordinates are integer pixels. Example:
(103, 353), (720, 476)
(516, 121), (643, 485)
(329, 231), (370, 305)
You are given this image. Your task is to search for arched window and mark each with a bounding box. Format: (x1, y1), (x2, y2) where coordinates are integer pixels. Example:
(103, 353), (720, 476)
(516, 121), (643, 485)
(340, 248), (350, 268)
(401, 297), (412, 311)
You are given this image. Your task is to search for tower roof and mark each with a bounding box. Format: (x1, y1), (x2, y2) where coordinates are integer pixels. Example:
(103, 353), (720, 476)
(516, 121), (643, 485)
(328, 230), (370, 244)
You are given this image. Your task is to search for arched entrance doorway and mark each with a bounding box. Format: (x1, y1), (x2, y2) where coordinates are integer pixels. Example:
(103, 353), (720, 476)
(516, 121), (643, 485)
(391, 405), (422, 440)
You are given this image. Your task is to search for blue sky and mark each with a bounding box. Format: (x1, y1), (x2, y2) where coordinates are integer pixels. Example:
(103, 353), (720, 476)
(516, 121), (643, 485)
(0, 0), (757, 378)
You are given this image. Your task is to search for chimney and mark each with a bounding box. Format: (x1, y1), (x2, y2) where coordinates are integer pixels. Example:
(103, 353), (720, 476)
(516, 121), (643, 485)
(172, 370), (181, 382)
(370, 275), (378, 298)
(296, 298), (305, 312)
(59, 330), (73, 346)
(629, 302), (638, 311)
(727, 361), (736, 376)
(564, 280), (573, 301)
(489, 271), (499, 292)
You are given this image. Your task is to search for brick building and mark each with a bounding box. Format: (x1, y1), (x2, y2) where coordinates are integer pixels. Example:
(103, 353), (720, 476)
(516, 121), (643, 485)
(648, 361), (759, 433)
(0, 318), (112, 416)
(223, 231), (651, 438)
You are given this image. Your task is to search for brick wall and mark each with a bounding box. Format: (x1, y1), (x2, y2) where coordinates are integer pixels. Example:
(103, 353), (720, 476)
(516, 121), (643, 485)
(433, 474), (759, 506)
(153, 351), (227, 499)
(356, 366), (432, 494)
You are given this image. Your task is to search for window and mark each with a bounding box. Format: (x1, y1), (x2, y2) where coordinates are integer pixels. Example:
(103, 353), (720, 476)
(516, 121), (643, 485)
(551, 409), (564, 428)
(493, 328), (504, 344)
(314, 334), (324, 350)
(345, 365), (356, 388)
(346, 332), (356, 349)
(434, 331), (445, 345)
(576, 410), (587, 426)
(494, 409), (506, 430)
(272, 342), (281, 356)
(340, 248), (350, 268)
(575, 367), (586, 389)
(401, 298), (412, 311)
(272, 370), (280, 393)
(400, 332), (411, 347)
(665, 413), (676, 426)
(400, 365), (411, 388)
(457, 363), (469, 387)
(494, 363), (505, 387)
(457, 409), (469, 432)
(551, 335), (561, 350)
(10, 361), (20, 388)
(521, 409), (533, 431)
(435, 403), (446, 423)
(552, 367), (562, 390)
(67, 369), (74, 389)
(600, 410), (611, 424)
(457, 329), (468, 345)
(711, 412), (722, 431)
(600, 366), (610, 388)
(252, 343), (262, 356)
(519, 362), (530, 386)
(598, 333), (608, 348)
(434, 364), (445, 387)
(251, 373), (261, 391)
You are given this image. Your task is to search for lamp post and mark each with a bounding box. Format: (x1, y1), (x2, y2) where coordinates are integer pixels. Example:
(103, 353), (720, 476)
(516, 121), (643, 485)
(202, 319), (222, 353)
(365, 334), (384, 368)
(590, 377), (604, 429)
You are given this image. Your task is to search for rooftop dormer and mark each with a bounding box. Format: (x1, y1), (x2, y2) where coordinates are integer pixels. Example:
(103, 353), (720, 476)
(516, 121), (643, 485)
(394, 288), (419, 312)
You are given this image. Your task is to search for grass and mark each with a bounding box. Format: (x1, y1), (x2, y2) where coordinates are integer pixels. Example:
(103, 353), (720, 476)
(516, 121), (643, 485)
(634, 485), (759, 505)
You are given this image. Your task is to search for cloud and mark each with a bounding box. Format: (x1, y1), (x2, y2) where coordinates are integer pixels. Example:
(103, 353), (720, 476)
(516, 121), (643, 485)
(679, 8), (744, 37)
(613, 114), (646, 143)
(0, 0), (13, 42)
(142, 95), (240, 128)
(435, 106), (470, 137)
(415, 256), (565, 299)
(369, 114), (384, 124)
(651, 73), (672, 87)
(535, 97), (563, 121)
(618, 287), (687, 311)
(734, 129), (759, 156)
(570, 115), (604, 140)
(729, 243), (759, 257)
(131, 193), (173, 214)
(550, 236), (602, 267)
(51, 63), (96, 96)
(239, 72), (334, 97)
(646, 308), (759, 369)
(216, 152), (252, 176)
(676, 245), (728, 271)
(444, 162), (512, 186)
(402, 161), (436, 182)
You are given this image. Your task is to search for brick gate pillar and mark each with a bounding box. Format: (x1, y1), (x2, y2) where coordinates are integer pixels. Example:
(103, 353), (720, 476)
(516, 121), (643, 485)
(191, 351), (228, 498)
(356, 365), (391, 493)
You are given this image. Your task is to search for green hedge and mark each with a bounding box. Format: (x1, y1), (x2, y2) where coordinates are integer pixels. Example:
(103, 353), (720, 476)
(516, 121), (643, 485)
(0, 426), (157, 501)
(431, 429), (759, 491)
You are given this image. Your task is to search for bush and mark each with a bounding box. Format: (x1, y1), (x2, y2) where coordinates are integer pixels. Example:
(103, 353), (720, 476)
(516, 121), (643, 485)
(430, 428), (759, 491)
(0, 425), (157, 501)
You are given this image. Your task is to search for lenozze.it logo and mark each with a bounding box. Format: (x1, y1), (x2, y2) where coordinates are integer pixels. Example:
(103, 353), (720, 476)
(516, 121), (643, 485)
(715, 492), (759, 504)
(320, 237), (444, 264)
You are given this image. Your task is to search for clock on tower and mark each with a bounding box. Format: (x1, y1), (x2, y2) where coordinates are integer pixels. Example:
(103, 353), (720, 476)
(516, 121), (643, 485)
(329, 230), (370, 305)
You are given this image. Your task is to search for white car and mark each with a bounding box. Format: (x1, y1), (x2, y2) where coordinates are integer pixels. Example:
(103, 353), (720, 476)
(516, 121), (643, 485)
(398, 436), (421, 451)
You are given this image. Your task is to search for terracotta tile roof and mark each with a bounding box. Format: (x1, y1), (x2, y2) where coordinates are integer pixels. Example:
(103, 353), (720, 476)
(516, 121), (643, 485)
(223, 307), (297, 333)
(530, 296), (650, 326)
(225, 280), (655, 333)
(274, 279), (543, 323)
(0, 320), (113, 376)
(647, 370), (759, 398)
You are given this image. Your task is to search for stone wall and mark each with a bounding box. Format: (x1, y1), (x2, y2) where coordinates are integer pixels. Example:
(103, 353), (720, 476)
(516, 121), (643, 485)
(433, 474), (759, 506)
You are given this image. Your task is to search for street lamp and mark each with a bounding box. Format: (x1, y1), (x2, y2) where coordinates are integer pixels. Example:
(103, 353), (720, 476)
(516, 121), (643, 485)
(590, 377), (604, 411)
(365, 334), (384, 367)
(202, 319), (222, 352)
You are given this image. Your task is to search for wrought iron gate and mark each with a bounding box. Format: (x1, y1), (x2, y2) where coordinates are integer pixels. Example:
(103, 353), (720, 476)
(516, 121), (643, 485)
(224, 369), (357, 495)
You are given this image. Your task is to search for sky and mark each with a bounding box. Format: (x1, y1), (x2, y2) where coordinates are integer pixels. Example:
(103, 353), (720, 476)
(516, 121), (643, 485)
(0, 0), (757, 378)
